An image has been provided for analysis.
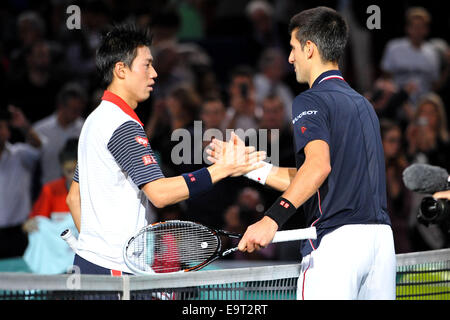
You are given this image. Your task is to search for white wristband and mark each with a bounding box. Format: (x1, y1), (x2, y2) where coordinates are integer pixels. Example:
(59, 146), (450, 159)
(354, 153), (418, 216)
(244, 161), (273, 185)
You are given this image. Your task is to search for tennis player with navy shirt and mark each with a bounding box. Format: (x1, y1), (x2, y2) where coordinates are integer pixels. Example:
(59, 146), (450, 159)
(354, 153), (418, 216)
(66, 24), (265, 276)
(209, 7), (396, 299)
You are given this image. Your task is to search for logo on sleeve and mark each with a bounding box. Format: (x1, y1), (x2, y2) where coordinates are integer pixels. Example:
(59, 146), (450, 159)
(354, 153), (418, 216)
(135, 136), (149, 147)
(301, 126), (307, 134)
(142, 155), (157, 165)
(292, 110), (318, 125)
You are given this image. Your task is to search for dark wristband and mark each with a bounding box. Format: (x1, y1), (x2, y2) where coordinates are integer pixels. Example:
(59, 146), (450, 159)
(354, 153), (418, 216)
(182, 167), (213, 199)
(264, 197), (297, 228)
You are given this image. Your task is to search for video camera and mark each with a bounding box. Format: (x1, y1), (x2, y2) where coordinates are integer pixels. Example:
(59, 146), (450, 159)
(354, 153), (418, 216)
(402, 163), (450, 230)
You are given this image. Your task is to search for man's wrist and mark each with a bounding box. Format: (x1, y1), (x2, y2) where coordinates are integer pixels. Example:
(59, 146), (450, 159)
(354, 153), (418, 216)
(207, 163), (231, 183)
(264, 196), (297, 229)
(244, 161), (273, 185)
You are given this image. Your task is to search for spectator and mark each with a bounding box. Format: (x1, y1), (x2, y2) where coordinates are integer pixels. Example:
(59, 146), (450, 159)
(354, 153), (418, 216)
(151, 42), (195, 102)
(258, 94), (295, 168)
(146, 84), (201, 176)
(405, 92), (450, 171)
(33, 82), (87, 185)
(7, 40), (64, 123)
(254, 47), (294, 123)
(0, 107), (41, 258)
(9, 11), (46, 76)
(380, 119), (413, 253)
(380, 7), (440, 105)
(405, 93), (450, 251)
(223, 66), (261, 133)
(222, 187), (276, 261)
(430, 38), (450, 126)
(200, 95), (227, 149)
(24, 138), (78, 228)
(366, 75), (417, 129)
(256, 94), (300, 260)
(245, 1), (284, 53)
(22, 138), (79, 274)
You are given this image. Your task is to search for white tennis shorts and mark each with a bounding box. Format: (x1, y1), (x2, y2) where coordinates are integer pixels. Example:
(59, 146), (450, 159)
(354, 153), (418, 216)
(297, 224), (396, 300)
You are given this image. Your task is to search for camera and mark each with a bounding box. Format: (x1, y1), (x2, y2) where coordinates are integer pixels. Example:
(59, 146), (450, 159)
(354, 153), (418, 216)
(417, 196), (450, 230)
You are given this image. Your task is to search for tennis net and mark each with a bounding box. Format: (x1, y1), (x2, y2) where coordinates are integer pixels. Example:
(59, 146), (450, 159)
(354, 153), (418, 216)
(0, 249), (449, 300)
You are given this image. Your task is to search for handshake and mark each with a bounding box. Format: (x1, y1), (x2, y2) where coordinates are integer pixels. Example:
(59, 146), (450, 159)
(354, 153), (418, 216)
(206, 132), (273, 183)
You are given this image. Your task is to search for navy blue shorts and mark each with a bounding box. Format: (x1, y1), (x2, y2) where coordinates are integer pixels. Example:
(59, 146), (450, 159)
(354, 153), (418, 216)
(73, 254), (131, 276)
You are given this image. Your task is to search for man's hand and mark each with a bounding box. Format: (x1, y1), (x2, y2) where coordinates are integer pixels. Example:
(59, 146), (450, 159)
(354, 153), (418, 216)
(8, 105), (31, 131)
(206, 132), (266, 177)
(433, 190), (450, 201)
(237, 216), (278, 253)
(22, 218), (39, 233)
(8, 105), (42, 148)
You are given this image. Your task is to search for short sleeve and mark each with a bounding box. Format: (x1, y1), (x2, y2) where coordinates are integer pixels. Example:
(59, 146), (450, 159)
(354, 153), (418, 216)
(73, 163), (79, 183)
(107, 121), (165, 188)
(291, 93), (330, 154)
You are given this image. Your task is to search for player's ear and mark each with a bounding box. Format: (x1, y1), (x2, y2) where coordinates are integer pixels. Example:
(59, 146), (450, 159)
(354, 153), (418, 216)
(113, 61), (127, 80)
(305, 41), (314, 59)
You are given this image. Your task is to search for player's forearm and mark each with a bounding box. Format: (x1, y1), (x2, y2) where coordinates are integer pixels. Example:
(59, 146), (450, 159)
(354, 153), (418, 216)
(265, 166), (298, 192)
(142, 164), (230, 208)
(66, 181), (81, 232)
(142, 176), (189, 208)
(282, 159), (331, 208)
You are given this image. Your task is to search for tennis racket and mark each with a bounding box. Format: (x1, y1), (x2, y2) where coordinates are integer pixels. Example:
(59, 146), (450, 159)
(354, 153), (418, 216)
(123, 220), (316, 275)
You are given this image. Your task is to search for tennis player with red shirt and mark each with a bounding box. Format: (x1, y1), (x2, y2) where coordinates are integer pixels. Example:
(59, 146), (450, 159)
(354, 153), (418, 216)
(66, 24), (264, 276)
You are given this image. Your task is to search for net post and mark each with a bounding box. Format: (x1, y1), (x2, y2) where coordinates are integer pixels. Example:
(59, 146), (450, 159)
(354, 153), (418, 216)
(122, 275), (130, 300)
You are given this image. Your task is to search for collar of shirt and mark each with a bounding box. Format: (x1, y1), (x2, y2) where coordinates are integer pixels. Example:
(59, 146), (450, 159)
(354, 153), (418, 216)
(101, 90), (144, 127)
(311, 70), (345, 88)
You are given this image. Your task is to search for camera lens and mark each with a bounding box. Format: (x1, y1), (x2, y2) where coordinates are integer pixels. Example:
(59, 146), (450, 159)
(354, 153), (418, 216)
(419, 197), (439, 220)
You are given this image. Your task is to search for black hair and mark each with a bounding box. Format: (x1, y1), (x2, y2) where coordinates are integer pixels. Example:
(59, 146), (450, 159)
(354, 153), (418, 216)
(57, 82), (87, 107)
(96, 23), (153, 88)
(288, 6), (348, 63)
(230, 65), (254, 80)
(59, 138), (78, 164)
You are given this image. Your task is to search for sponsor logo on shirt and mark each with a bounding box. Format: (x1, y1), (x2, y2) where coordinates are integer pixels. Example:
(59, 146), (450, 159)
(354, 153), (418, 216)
(292, 110), (318, 124)
(142, 155), (157, 165)
(135, 136), (149, 147)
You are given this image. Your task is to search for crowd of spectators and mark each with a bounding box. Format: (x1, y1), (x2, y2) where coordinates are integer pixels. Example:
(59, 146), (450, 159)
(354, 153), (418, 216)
(1, 0), (449, 270)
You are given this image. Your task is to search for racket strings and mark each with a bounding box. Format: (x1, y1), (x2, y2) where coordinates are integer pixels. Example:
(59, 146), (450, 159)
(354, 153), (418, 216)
(126, 222), (219, 273)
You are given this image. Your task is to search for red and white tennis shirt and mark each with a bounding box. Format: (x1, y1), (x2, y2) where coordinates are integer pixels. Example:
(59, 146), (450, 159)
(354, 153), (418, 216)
(73, 90), (164, 272)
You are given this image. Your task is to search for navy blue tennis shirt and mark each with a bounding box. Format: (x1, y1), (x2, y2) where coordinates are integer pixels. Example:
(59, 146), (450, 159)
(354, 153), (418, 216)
(292, 70), (391, 257)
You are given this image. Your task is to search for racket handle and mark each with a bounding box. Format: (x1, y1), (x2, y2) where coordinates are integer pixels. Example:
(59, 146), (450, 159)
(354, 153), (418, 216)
(272, 227), (317, 243)
(61, 229), (78, 253)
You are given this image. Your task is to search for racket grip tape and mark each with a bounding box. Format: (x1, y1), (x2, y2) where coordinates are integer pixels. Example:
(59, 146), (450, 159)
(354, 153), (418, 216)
(272, 227), (317, 243)
(61, 229), (78, 253)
